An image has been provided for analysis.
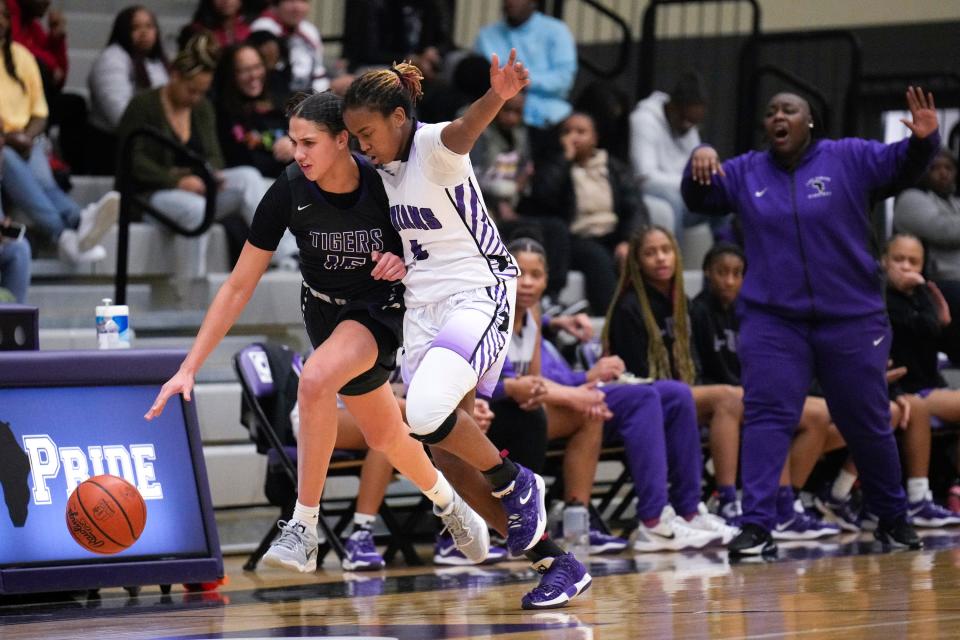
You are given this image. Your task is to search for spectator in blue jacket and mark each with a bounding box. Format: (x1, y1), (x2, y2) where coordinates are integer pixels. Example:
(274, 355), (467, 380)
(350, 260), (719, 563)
(682, 87), (941, 556)
(474, 0), (576, 153)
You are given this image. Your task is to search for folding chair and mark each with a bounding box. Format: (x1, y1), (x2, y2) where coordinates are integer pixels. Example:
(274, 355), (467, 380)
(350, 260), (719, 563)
(234, 343), (424, 570)
(234, 343), (347, 569)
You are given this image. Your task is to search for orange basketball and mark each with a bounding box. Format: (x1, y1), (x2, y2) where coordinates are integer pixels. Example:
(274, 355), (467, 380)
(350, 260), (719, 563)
(65, 474), (147, 554)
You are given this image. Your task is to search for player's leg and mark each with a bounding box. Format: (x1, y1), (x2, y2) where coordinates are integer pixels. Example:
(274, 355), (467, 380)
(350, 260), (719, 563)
(772, 397), (842, 541)
(899, 395), (960, 526)
(546, 402), (627, 554)
(263, 320), (379, 572)
(545, 404), (602, 509)
(403, 281), (547, 555)
(342, 384), (490, 564)
(333, 407), (393, 571)
(692, 384), (742, 522)
(923, 388), (960, 423)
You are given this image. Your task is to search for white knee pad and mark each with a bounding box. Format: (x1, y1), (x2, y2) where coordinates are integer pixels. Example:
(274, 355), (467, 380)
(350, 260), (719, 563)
(405, 347), (479, 439)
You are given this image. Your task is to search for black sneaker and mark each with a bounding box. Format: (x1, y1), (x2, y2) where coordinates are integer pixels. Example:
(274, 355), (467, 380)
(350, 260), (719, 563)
(728, 523), (778, 557)
(874, 517), (922, 550)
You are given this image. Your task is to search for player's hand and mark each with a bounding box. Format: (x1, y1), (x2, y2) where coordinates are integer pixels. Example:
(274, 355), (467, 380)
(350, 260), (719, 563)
(568, 382), (611, 418)
(145, 368), (195, 420)
(550, 313), (594, 342)
(587, 355), (625, 383)
(506, 375), (547, 409)
(473, 398), (495, 433)
(902, 86), (938, 140)
(928, 281), (952, 327)
(885, 363), (907, 384)
(886, 265), (925, 291)
(893, 395), (911, 429)
(489, 48), (530, 102)
(370, 251), (406, 281)
(691, 146), (725, 185)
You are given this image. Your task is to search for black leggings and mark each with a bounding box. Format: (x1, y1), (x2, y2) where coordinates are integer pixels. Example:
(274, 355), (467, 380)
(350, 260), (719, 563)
(485, 398), (548, 475)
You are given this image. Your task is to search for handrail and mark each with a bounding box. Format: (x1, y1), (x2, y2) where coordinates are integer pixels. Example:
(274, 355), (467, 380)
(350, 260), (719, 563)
(114, 126), (219, 304)
(639, 0), (761, 99)
(563, 0), (633, 79)
(736, 29), (862, 153)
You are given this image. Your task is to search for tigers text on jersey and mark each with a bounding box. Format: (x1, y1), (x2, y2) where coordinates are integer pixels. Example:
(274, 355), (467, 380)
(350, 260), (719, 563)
(248, 156), (404, 302)
(376, 121), (518, 308)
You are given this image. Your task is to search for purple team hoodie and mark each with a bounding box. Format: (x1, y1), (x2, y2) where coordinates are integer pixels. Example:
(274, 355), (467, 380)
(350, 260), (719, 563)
(681, 133), (940, 319)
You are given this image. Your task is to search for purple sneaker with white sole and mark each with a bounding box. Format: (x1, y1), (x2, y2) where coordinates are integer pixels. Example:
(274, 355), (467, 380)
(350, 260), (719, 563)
(492, 465), (547, 555)
(521, 553), (593, 610)
(909, 495), (960, 527)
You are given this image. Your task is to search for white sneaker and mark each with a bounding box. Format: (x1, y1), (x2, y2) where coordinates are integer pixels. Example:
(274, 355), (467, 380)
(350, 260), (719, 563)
(435, 493), (490, 564)
(77, 191), (120, 252)
(58, 229), (107, 264)
(630, 505), (721, 552)
(686, 503), (739, 544)
(262, 519), (319, 573)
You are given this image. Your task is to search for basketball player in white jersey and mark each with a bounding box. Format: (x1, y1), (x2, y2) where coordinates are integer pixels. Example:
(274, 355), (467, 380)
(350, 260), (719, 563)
(344, 51), (592, 609)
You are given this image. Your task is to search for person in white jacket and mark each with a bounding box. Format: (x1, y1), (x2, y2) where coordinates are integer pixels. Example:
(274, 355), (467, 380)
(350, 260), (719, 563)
(629, 72), (706, 239)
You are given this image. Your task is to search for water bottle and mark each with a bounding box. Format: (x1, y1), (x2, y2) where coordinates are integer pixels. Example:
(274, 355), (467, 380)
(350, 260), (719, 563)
(562, 501), (590, 560)
(95, 298), (131, 349)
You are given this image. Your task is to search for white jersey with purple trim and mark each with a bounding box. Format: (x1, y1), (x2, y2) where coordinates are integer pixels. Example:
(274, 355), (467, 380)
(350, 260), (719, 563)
(376, 122), (519, 308)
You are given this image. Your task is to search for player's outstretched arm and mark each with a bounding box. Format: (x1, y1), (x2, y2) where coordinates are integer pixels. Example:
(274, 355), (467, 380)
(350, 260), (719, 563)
(440, 48), (530, 155)
(145, 242), (273, 420)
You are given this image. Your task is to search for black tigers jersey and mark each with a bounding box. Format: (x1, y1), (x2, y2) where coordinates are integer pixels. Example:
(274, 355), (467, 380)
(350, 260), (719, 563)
(248, 154), (404, 301)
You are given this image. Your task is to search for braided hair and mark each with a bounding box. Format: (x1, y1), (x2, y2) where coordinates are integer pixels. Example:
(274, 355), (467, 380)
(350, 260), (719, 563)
(507, 237), (547, 263)
(285, 90), (346, 135)
(601, 225), (696, 384)
(343, 62), (424, 117)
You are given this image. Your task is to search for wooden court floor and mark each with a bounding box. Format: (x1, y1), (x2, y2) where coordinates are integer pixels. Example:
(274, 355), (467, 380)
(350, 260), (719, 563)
(4, 529), (960, 639)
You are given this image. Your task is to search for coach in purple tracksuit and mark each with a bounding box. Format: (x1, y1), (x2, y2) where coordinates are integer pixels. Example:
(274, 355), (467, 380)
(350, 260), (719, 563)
(681, 87), (941, 556)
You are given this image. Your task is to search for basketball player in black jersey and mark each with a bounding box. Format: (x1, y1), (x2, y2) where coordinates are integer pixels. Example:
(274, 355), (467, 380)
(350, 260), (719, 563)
(146, 92), (490, 573)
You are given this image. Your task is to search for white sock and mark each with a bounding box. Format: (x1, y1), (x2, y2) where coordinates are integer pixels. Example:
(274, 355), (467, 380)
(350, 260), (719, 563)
(423, 471), (455, 509)
(907, 477), (929, 504)
(292, 501), (320, 527)
(353, 512), (376, 530)
(831, 469), (858, 501)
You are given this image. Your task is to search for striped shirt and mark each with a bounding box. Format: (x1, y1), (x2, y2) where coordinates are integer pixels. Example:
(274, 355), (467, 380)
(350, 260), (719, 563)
(377, 122), (518, 308)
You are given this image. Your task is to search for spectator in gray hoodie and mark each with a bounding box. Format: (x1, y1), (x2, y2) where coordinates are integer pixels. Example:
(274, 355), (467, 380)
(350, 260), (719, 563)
(894, 149), (960, 363)
(629, 72), (707, 239)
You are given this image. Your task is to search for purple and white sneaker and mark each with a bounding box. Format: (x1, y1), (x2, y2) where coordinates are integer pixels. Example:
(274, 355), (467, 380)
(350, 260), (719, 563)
(492, 465), (547, 555)
(773, 500), (841, 540)
(341, 528), (385, 571)
(814, 492), (862, 532)
(433, 532), (510, 565)
(588, 529), (628, 555)
(521, 553), (593, 610)
(909, 494), (960, 528)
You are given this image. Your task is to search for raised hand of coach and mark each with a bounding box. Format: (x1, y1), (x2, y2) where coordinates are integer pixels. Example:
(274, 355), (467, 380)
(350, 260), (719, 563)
(901, 85), (938, 139)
